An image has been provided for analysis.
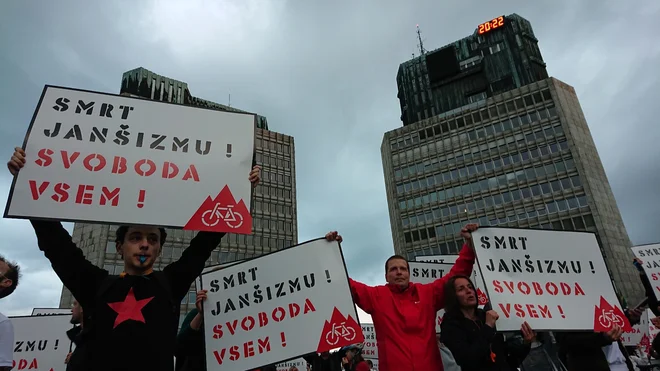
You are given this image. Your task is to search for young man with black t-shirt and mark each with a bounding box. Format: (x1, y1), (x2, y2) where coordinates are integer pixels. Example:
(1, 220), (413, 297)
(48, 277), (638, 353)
(7, 147), (261, 371)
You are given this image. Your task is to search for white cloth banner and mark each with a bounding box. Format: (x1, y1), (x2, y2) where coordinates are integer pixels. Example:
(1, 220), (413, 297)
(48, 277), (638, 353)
(360, 323), (377, 359)
(10, 315), (72, 371)
(415, 254), (489, 307)
(31, 308), (72, 316)
(472, 227), (629, 332)
(5, 85), (255, 233)
(275, 357), (308, 371)
(631, 244), (660, 301)
(200, 238), (362, 371)
(622, 310), (649, 346)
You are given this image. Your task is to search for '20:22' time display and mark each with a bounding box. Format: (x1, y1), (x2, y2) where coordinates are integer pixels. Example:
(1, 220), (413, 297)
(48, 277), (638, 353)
(478, 16), (505, 35)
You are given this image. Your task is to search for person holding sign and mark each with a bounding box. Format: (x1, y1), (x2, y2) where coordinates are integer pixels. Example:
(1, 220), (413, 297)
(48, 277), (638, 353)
(7, 147), (261, 371)
(325, 223), (478, 371)
(0, 255), (20, 371)
(440, 275), (533, 371)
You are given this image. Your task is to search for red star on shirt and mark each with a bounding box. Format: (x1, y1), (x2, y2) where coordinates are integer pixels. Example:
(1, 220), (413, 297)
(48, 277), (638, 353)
(107, 287), (154, 329)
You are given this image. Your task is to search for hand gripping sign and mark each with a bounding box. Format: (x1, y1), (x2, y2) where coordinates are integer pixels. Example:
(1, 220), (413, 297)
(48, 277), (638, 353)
(200, 238), (362, 371)
(5, 86), (255, 233)
(472, 227), (631, 332)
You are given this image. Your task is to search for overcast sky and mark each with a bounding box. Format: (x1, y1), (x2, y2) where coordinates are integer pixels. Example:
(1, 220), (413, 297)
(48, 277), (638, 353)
(0, 0), (659, 317)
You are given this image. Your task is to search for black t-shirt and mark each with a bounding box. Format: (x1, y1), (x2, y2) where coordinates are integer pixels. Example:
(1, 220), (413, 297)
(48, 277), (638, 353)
(32, 221), (224, 371)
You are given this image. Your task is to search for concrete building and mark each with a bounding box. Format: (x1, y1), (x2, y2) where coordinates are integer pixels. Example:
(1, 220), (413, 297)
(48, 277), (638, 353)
(382, 16), (641, 302)
(397, 14), (548, 126)
(58, 68), (298, 326)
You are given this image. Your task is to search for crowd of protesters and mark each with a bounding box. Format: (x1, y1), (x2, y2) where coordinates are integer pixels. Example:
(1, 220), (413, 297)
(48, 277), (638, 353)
(3, 146), (660, 371)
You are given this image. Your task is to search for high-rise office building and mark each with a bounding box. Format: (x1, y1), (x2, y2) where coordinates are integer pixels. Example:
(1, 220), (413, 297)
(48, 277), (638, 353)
(382, 16), (642, 302)
(58, 68), (298, 326)
(397, 14), (548, 126)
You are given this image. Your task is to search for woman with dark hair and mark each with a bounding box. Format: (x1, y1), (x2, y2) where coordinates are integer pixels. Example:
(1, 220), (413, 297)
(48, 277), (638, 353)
(440, 275), (534, 371)
(339, 345), (370, 371)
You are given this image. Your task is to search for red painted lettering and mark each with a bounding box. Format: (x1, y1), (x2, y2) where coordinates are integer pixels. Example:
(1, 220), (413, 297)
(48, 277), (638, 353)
(29, 180), (49, 200)
(242, 316), (255, 331)
(546, 282), (558, 295)
(212, 337), (272, 365)
(75, 185), (94, 205)
(243, 341), (255, 358)
(574, 282), (585, 296)
(182, 165), (200, 181)
(503, 281), (515, 293)
(83, 153), (106, 172)
(61, 151), (80, 169)
(212, 324), (223, 339)
(112, 156), (127, 174)
(134, 159), (156, 177)
(258, 312), (268, 327)
(258, 337), (271, 353)
(289, 303), (300, 317)
(304, 298), (316, 314)
(100, 187), (120, 206)
(52, 182), (70, 202)
(493, 280), (503, 293)
(273, 307), (286, 322)
(226, 320), (238, 335)
(35, 148), (53, 167)
(162, 161), (179, 179)
(518, 281), (531, 295)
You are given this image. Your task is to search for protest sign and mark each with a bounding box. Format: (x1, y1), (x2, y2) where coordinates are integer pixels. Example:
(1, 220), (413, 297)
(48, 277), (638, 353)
(472, 227), (629, 332)
(5, 85), (255, 233)
(650, 309), (660, 340)
(631, 243), (660, 301)
(368, 359), (379, 371)
(360, 323), (377, 359)
(200, 238), (363, 371)
(408, 261), (454, 332)
(415, 254), (489, 306)
(196, 260), (246, 291)
(31, 308), (72, 316)
(275, 357), (308, 371)
(10, 314), (72, 371)
(622, 310), (649, 346)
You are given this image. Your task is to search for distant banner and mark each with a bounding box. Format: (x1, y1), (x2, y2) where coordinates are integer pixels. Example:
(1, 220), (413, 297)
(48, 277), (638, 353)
(415, 254), (489, 306)
(31, 308), (72, 316)
(631, 244), (660, 301)
(360, 324), (377, 359)
(5, 85), (255, 233)
(622, 310), (649, 346)
(200, 239), (363, 371)
(11, 314), (72, 371)
(275, 357), (308, 371)
(473, 227), (629, 332)
(408, 261), (454, 332)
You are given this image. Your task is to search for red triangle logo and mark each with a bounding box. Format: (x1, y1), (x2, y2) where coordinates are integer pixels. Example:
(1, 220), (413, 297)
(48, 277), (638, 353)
(184, 185), (252, 233)
(593, 296), (632, 332)
(477, 288), (489, 306)
(317, 307), (364, 353)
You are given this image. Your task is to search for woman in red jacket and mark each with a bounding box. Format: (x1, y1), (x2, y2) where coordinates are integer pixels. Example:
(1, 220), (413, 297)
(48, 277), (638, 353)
(325, 223), (479, 371)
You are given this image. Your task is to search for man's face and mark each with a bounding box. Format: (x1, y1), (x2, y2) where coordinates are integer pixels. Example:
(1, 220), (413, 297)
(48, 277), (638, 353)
(0, 261), (12, 293)
(385, 258), (409, 288)
(117, 226), (162, 272)
(71, 300), (82, 325)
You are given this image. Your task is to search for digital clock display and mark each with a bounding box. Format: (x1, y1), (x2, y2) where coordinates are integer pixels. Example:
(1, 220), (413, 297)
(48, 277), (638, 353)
(478, 16), (505, 35)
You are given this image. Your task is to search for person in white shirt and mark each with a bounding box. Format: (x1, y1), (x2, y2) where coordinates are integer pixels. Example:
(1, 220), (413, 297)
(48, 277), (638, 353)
(0, 255), (20, 371)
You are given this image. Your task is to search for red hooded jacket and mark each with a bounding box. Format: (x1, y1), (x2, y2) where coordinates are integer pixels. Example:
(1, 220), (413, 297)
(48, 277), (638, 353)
(349, 243), (475, 371)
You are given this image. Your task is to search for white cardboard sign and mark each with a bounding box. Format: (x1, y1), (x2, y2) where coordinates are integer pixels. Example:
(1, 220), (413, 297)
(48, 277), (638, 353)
(200, 238), (363, 371)
(408, 261), (455, 332)
(10, 315), (73, 371)
(360, 323), (377, 359)
(622, 310), (649, 346)
(631, 244), (660, 301)
(31, 308), (72, 316)
(196, 261), (246, 292)
(415, 254), (489, 307)
(472, 227), (629, 332)
(275, 357), (308, 371)
(5, 85), (255, 233)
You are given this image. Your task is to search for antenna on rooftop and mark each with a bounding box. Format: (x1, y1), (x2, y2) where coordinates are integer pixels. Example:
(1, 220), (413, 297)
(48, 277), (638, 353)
(416, 24), (426, 55)
(228, 93), (231, 108)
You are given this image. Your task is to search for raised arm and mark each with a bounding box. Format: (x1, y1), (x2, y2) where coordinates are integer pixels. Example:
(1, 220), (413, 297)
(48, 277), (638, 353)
(432, 224), (478, 310)
(30, 220), (108, 306)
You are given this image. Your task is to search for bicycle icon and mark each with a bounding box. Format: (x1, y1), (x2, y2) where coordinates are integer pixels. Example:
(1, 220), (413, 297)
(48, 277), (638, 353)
(325, 322), (356, 346)
(598, 309), (624, 329)
(201, 203), (243, 229)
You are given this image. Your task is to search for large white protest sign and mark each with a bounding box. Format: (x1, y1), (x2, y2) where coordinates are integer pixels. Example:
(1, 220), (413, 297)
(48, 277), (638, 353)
(631, 244), (660, 300)
(11, 314), (72, 371)
(472, 227), (630, 332)
(31, 308), (72, 316)
(196, 261), (245, 291)
(275, 357), (308, 371)
(360, 324), (377, 359)
(5, 85), (255, 233)
(623, 310), (649, 346)
(200, 238), (363, 371)
(415, 254), (489, 307)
